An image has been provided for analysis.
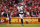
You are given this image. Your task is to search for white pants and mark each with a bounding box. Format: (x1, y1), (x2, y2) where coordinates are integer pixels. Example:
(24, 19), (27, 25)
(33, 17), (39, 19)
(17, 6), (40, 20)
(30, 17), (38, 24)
(19, 14), (24, 19)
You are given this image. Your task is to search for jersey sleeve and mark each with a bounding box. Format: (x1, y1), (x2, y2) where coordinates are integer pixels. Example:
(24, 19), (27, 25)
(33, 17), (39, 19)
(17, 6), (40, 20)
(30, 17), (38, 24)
(17, 6), (19, 10)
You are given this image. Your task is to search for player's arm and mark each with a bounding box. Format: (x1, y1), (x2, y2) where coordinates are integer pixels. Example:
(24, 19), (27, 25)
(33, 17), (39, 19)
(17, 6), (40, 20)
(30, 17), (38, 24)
(23, 6), (26, 14)
(17, 6), (20, 12)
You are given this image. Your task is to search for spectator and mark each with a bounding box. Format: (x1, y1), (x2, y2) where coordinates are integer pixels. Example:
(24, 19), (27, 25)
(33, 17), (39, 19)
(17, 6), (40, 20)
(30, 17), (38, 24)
(0, 0), (40, 17)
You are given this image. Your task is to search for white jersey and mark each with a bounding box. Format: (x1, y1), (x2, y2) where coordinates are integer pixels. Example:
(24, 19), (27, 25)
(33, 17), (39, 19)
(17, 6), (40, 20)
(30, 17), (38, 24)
(17, 6), (23, 13)
(17, 6), (24, 19)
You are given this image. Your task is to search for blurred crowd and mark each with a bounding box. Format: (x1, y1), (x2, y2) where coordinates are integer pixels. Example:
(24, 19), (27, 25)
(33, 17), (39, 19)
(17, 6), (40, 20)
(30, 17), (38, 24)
(0, 0), (40, 17)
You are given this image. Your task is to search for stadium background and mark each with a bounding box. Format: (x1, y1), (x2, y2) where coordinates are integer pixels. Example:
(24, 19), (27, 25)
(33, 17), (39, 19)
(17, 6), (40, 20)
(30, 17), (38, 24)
(0, 0), (40, 27)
